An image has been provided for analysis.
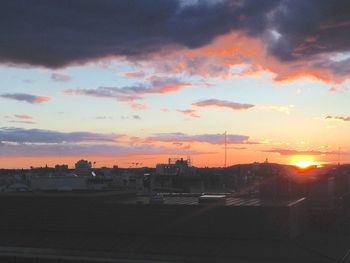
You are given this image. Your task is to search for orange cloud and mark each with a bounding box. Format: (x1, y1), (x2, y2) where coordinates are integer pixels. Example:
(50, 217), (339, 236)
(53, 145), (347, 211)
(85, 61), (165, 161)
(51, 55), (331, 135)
(142, 32), (348, 84)
(156, 82), (191, 93)
(34, 96), (51, 103)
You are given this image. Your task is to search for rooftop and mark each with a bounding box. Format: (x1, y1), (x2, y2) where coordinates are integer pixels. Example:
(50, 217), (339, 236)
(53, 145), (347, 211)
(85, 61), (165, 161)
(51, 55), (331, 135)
(116, 195), (306, 207)
(0, 193), (348, 262)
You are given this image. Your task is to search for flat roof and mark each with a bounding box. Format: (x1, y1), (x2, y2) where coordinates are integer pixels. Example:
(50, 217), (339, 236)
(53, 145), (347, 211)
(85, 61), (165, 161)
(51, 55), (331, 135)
(116, 196), (306, 207)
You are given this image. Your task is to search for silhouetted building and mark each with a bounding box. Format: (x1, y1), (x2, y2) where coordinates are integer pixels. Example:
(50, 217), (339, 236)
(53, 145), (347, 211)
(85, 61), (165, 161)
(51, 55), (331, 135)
(156, 157), (193, 176)
(75, 160), (92, 176)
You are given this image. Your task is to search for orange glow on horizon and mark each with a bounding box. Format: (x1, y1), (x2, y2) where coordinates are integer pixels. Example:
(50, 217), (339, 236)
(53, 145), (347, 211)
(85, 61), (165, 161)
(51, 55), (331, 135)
(293, 160), (318, 169)
(0, 151), (342, 170)
(290, 155), (322, 169)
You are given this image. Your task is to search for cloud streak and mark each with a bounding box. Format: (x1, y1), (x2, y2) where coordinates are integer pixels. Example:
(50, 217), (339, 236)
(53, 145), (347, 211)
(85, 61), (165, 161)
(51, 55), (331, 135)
(147, 132), (253, 144)
(0, 143), (206, 157)
(121, 115), (141, 120)
(130, 103), (148, 110)
(123, 71), (145, 78)
(8, 120), (36, 125)
(0, 127), (121, 144)
(64, 77), (191, 101)
(256, 105), (294, 114)
(262, 149), (346, 156)
(325, 115), (350, 122)
(0, 93), (50, 104)
(193, 99), (255, 111)
(51, 72), (72, 82)
(0, 127), (210, 157)
(14, 114), (33, 119)
(176, 109), (200, 118)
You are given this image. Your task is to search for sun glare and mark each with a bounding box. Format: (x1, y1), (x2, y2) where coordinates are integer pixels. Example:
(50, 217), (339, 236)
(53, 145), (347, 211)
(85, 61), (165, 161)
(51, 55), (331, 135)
(289, 155), (321, 169)
(294, 160), (316, 169)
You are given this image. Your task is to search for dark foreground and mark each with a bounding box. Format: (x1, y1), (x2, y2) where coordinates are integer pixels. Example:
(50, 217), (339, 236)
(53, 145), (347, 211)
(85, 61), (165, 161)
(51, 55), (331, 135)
(1, 192), (350, 263)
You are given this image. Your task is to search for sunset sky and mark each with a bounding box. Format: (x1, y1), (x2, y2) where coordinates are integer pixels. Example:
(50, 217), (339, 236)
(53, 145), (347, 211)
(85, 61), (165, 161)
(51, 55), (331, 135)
(0, 0), (349, 168)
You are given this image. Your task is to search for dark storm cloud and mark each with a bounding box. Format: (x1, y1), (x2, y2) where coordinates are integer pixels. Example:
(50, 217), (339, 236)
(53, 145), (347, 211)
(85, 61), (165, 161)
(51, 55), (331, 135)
(0, 0), (349, 69)
(312, 57), (350, 78)
(267, 0), (350, 61)
(0, 0), (279, 68)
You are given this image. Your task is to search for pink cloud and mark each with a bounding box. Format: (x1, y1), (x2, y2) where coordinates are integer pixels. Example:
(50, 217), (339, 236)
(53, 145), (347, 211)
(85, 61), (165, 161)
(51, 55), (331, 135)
(140, 32), (349, 84)
(14, 114), (33, 119)
(64, 77), (192, 102)
(329, 85), (348, 93)
(176, 109), (200, 118)
(34, 96), (51, 103)
(123, 71), (145, 78)
(329, 87), (338, 93)
(193, 99), (254, 111)
(146, 76), (192, 94)
(130, 103), (148, 110)
(0, 93), (50, 104)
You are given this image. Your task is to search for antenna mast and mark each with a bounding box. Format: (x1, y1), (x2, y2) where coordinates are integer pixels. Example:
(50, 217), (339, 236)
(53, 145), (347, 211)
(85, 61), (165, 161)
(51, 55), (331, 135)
(224, 131), (227, 168)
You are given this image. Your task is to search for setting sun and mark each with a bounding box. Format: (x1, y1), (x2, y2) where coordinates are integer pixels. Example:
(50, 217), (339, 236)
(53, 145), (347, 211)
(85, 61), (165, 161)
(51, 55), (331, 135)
(294, 160), (316, 169)
(290, 155), (321, 169)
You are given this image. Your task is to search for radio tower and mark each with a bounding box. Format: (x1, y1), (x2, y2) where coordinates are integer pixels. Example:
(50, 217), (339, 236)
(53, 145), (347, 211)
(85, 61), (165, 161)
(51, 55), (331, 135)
(224, 131), (227, 168)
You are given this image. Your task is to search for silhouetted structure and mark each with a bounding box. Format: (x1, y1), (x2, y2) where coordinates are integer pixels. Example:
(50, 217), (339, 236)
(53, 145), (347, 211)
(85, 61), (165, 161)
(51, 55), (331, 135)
(74, 159), (92, 176)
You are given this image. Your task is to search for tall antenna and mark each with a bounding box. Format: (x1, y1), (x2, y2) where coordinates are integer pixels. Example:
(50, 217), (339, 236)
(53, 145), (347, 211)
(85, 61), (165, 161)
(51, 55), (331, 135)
(224, 131), (227, 168)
